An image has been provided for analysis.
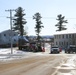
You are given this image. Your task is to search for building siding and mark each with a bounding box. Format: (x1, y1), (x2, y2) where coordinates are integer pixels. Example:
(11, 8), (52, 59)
(54, 33), (76, 49)
(0, 30), (18, 46)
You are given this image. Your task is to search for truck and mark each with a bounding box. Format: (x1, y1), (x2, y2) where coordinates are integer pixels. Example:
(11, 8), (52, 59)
(18, 36), (29, 50)
(18, 36), (44, 52)
(65, 45), (76, 53)
(50, 46), (60, 54)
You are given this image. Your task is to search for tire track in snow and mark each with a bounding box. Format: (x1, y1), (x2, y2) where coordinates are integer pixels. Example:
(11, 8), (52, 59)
(52, 55), (76, 75)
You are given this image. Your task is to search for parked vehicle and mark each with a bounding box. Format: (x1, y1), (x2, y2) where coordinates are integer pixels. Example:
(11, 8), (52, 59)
(50, 46), (60, 54)
(18, 36), (29, 50)
(65, 45), (76, 53)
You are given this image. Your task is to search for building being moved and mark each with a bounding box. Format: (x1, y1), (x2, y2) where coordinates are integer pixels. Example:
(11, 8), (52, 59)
(0, 30), (18, 47)
(0, 29), (29, 48)
(54, 29), (76, 49)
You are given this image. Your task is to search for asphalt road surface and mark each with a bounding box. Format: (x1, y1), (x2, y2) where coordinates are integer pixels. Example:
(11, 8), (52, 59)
(0, 53), (76, 75)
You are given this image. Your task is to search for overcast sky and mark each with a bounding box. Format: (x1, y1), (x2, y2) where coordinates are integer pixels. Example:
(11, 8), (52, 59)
(0, 0), (76, 35)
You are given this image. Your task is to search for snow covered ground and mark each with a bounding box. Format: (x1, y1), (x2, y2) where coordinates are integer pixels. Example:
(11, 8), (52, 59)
(0, 48), (31, 61)
(0, 43), (51, 61)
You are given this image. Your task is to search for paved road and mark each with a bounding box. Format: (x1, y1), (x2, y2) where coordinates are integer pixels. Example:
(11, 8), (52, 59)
(0, 53), (76, 75)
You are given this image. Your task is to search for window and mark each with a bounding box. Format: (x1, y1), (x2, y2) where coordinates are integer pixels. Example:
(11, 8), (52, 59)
(64, 41), (65, 45)
(59, 42), (61, 45)
(54, 35), (56, 39)
(66, 34), (68, 39)
(9, 34), (11, 36)
(59, 35), (61, 39)
(69, 34), (71, 38)
(14, 39), (16, 41)
(72, 34), (74, 38)
(57, 35), (58, 39)
(67, 42), (68, 45)
(9, 39), (10, 41)
(62, 35), (64, 38)
(62, 42), (63, 45)
(14, 34), (16, 36)
(56, 42), (58, 45)
(57, 35), (59, 39)
(4, 34), (6, 36)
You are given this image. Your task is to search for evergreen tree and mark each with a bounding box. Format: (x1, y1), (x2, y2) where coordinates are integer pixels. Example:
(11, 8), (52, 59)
(33, 12), (44, 41)
(13, 7), (27, 36)
(55, 14), (68, 31)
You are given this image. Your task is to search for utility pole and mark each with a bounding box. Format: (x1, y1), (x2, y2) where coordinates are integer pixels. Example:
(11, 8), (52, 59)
(5, 9), (15, 54)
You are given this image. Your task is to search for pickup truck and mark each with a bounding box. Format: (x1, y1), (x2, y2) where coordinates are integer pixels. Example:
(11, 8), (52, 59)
(50, 46), (60, 54)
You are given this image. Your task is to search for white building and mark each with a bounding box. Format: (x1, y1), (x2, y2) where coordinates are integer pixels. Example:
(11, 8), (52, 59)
(54, 29), (76, 49)
(0, 30), (18, 47)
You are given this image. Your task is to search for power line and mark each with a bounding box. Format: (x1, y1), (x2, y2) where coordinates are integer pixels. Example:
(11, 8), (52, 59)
(19, 17), (76, 19)
(0, 15), (76, 19)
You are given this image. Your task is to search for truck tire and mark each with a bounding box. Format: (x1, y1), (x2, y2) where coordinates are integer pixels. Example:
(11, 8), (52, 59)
(19, 46), (22, 50)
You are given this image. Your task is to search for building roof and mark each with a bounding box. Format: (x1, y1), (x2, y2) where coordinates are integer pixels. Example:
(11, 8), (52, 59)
(54, 29), (76, 35)
(0, 29), (18, 34)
